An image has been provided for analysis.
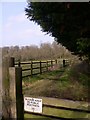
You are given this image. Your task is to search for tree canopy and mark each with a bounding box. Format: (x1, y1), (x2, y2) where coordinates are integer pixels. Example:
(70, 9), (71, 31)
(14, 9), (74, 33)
(25, 2), (90, 60)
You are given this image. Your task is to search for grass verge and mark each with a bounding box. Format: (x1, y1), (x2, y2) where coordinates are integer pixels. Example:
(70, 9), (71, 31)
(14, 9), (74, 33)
(23, 61), (90, 102)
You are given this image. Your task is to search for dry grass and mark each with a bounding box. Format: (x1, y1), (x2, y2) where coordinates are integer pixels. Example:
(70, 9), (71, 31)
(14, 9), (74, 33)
(23, 61), (90, 102)
(23, 61), (90, 119)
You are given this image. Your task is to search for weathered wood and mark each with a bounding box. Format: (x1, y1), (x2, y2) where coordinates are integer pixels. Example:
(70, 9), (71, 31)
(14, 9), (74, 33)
(9, 57), (15, 67)
(2, 57), (15, 119)
(40, 61), (42, 74)
(31, 61), (33, 77)
(51, 60), (53, 67)
(18, 61), (21, 67)
(63, 59), (65, 67)
(55, 59), (57, 65)
(2, 57), (24, 120)
(9, 67), (24, 120)
(15, 59), (68, 78)
(46, 61), (48, 71)
(0, 49), (2, 119)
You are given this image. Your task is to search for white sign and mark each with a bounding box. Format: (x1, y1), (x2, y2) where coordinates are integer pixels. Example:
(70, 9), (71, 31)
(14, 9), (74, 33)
(24, 97), (42, 113)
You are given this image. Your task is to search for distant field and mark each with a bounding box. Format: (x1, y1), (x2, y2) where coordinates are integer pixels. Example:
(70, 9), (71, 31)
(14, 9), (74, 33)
(22, 60), (90, 119)
(23, 61), (89, 102)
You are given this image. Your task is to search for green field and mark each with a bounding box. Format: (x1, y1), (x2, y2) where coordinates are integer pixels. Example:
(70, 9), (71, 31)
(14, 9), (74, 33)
(23, 67), (89, 101)
(22, 60), (90, 119)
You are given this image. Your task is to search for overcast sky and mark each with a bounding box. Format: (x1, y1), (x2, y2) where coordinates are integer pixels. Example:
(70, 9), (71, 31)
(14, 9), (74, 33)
(1, 1), (54, 47)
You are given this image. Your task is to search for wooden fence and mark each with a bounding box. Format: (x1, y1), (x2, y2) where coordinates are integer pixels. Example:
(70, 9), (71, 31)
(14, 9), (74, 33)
(24, 96), (90, 120)
(2, 57), (89, 120)
(2, 57), (24, 120)
(15, 59), (69, 78)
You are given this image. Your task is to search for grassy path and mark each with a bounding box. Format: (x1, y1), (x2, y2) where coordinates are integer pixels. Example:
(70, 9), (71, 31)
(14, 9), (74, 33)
(23, 67), (89, 101)
(23, 65), (90, 119)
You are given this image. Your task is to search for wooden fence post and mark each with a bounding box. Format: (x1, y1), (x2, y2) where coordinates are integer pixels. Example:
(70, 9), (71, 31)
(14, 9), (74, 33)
(55, 59), (57, 65)
(0, 52), (2, 119)
(31, 61), (33, 77)
(40, 61), (42, 74)
(51, 60), (53, 67)
(18, 61), (21, 67)
(63, 59), (65, 67)
(2, 57), (15, 119)
(46, 61), (48, 71)
(2, 57), (24, 120)
(9, 67), (24, 120)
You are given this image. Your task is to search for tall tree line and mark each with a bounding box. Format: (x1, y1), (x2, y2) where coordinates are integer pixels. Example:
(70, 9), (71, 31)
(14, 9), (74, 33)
(2, 42), (74, 61)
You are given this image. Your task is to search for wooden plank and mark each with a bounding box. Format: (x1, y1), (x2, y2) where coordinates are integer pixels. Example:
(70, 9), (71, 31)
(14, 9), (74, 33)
(32, 67), (40, 70)
(24, 111), (76, 120)
(22, 68), (31, 71)
(32, 61), (40, 64)
(43, 104), (90, 113)
(9, 67), (24, 119)
(15, 59), (70, 78)
(21, 62), (31, 64)
(2, 57), (15, 119)
(41, 61), (47, 64)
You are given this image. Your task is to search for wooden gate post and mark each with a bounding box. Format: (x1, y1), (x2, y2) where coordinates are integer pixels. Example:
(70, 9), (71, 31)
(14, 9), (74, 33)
(9, 67), (24, 120)
(2, 57), (24, 120)
(2, 57), (15, 119)
(0, 52), (2, 119)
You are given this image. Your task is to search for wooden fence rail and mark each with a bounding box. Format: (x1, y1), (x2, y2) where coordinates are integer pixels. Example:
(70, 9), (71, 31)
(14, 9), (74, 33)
(24, 102), (90, 119)
(3, 57), (89, 120)
(24, 111), (76, 120)
(15, 59), (69, 78)
(15, 60), (58, 78)
(2, 57), (24, 120)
